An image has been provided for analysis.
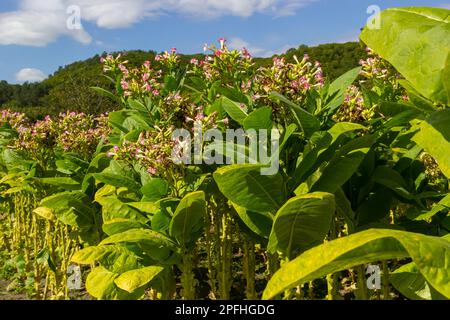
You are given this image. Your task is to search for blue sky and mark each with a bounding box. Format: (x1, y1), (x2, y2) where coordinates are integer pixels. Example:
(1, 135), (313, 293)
(0, 0), (447, 83)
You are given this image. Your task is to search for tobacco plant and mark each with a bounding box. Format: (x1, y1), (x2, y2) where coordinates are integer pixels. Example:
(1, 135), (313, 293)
(0, 5), (449, 301)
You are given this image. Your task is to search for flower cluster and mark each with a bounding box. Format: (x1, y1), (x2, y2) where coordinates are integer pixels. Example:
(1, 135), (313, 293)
(252, 54), (324, 123)
(333, 85), (374, 123)
(107, 127), (176, 177)
(102, 39), (327, 129)
(0, 110), (28, 129)
(190, 38), (256, 89)
(101, 54), (162, 100)
(7, 112), (110, 165)
(56, 112), (110, 159)
(155, 48), (181, 71)
(14, 115), (57, 166)
(255, 54), (324, 102)
(359, 48), (405, 101)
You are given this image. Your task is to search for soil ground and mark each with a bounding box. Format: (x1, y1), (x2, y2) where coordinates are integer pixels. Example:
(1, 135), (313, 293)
(0, 279), (28, 300)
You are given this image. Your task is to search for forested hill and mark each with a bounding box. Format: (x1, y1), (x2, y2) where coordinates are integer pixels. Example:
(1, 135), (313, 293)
(0, 41), (367, 119)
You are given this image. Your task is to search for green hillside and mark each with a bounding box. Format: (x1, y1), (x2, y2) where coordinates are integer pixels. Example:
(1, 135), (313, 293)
(1, 42), (367, 119)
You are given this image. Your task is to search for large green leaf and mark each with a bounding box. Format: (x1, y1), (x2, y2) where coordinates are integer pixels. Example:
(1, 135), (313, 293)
(360, 7), (450, 105)
(232, 203), (273, 239)
(220, 96), (248, 125)
(91, 86), (121, 103)
(268, 192), (335, 259)
(100, 229), (176, 262)
(306, 135), (376, 194)
(86, 266), (144, 300)
(169, 191), (206, 246)
(263, 229), (450, 299)
(140, 178), (169, 201)
(72, 246), (115, 264)
(39, 191), (95, 228)
(270, 92), (320, 137)
(334, 188), (355, 230)
(411, 194), (450, 221)
(127, 202), (159, 214)
(96, 196), (148, 235)
(293, 130), (373, 191)
(372, 166), (414, 200)
(114, 266), (164, 293)
(38, 177), (81, 190)
(413, 109), (450, 178)
(390, 262), (447, 300)
(309, 150), (368, 194)
(94, 172), (142, 195)
(72, 244), (141, 274)
(327, 122), (366, 143)
(102, 218), (147, 235)
(100, 229), (176, 248)
(243, 107), (273, 131)
(328, 67), (362, 98)
(213, 164), (285, 214)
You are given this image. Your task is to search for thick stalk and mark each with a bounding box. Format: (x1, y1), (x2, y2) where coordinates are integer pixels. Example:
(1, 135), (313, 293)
(218, 212), (232, 300)
(326, 215), (339, 300)
(180, 251), (196, 299)
(308, 281), (315, 300)
(205, 206), (217, 298)
(243, 238), (256, 300)
(356, 265), (369, 300)
(213, 206), (222, 299)
(382, 261), (390, 300)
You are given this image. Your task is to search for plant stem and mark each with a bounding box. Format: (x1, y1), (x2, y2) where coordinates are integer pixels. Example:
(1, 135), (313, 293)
(382, 261), (390, 300)
(326, 215), (339, 300)
(218, 211), (232, 300)
(356, 265), (369, 300)
(180, 251), (196, 300)
(205, 205), (217, 299)
(243, 238), (256, 300)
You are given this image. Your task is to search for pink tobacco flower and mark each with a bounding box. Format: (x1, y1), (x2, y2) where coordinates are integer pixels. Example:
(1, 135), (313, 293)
(218, 37), (226, 49)
(120, 79), (129, 90)
(242, 48), (252, 59)
(195, 113), (205, 121)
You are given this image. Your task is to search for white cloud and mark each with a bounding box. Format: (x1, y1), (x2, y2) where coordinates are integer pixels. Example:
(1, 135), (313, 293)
(228, 37), (292, 57)
(228, 37), (266, 56)
(15, 68), (47, 82)
(440, 4), (450, 9)
(0, 0), (92, 47)
(273, 0), (317, 17)
(0, 0), (317, 46)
